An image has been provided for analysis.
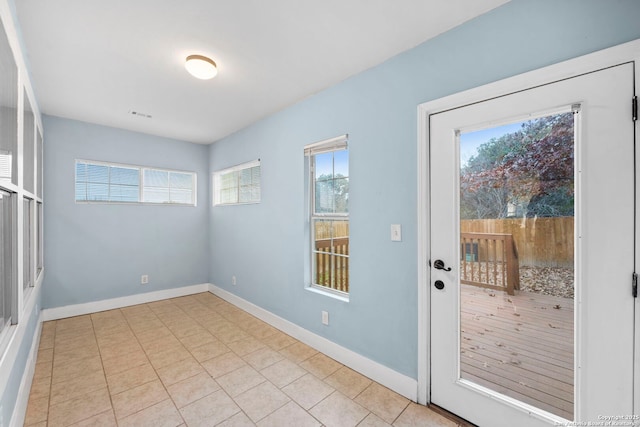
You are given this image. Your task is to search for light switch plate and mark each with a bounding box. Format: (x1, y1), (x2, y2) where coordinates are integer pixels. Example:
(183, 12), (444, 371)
(391, 224), (402, 241)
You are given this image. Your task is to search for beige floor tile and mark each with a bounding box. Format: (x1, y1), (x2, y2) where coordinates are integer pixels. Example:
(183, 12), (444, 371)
(217, 365), (266, 397)
(309, 391), (369, 427)
(106, 362), (158, 394)
(148, 345), (193, 369)
(111, 379), (169, 419)
(51, 355), (103, 384)
(53, 343), (100, 367)
(36, 347), (53, 364)
(299, 353), (342, 379)
(169, 322), (208, 339)
(50, 369), (107, 405)
(132, 325), (173, 343)
(95, 329), (137, 348)
(128, 318), (165, 333)
(157, 356), (204, 386)
(33, 360), (53, 380)
(217, 411), (257, 426)
(68, 409), (117, 426)
(257, 401), (321, 427)
(101, 348), (149, 376)
(258, 332), (297, 351)
(118, 399), (184, 427)
(324, 366), (372, 399)
(357, 412), (392, 426)
(215, 326), (251, 344)
(93, 322), (131, 339)
(243, 347), (284, 370)
(99, 339), (143, 360)
(228, 336), (267, 356)
(54, 332), (96, 350)
(38, 333), (55, 350)
(280, 342), (318, 363)
(354, 383), (410, 424)
(247, 323), (278, 340)
(24, 421), (47, 427)
(282, 373), (334, 410)
(179, 389), (241, 426)
(140, 335), (183, 354)
(167, 371), (220, 408)
(201, 351), (247, 378)
(48, 387), (111, 427)
(24, 396), (49, 425)
(393, 403), (459, 427)
(234, 381), (290, 422)
(189, 339), (230, 363)
(260, 359), (306, 388)
(179, 330), (216, 351)
(28, 374), (51, 401)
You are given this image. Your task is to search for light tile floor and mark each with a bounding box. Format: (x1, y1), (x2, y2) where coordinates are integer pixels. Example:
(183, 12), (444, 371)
(24, 292), (465, 426)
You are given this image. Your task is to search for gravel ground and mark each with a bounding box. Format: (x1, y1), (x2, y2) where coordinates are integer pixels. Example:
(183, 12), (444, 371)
(519, 266), (574, 299)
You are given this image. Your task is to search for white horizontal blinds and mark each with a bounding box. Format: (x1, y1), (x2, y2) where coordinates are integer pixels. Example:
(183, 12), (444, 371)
(142, 168), (195, 204)
(75, 161), (139, 202)
(36, 202), (42, 275)
(0, 18), (17, 185)
(303, 134), (348, 157)
(36, 130), (43, 198)
(23, 198), (32, 290)
(213, 160), (260, 205)
(0, 190), (12, 329)
(23, 90), (35, 193)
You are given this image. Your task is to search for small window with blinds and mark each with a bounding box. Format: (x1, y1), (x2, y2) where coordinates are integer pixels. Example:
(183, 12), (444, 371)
(213, 160), (261, 206)
(75, 160), (196, 205)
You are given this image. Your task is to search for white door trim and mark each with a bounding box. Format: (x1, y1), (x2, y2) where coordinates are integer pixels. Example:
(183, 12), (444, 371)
(417, 38), (640, 407)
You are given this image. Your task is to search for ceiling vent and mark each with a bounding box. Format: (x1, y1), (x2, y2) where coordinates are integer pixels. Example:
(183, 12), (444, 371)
(128, 110), (152, 119)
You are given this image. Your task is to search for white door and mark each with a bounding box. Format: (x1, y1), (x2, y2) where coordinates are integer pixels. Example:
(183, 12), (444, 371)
(430, 63), (635, 426)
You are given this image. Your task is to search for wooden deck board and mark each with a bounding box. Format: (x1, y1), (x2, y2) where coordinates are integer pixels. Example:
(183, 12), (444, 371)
(460, 284), (574, 420)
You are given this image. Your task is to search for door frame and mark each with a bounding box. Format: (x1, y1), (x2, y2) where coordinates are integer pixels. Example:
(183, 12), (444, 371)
(416, 38), (640, 411)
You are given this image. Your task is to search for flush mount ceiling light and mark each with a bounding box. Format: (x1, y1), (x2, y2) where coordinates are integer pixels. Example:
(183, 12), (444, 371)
(185, 54), (218, 80)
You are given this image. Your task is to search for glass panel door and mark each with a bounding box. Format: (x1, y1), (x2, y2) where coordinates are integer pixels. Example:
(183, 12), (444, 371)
(459, 112), (575, 419)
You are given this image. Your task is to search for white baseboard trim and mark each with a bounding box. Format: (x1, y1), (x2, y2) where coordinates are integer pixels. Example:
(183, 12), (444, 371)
(208, 284), (418, 401)
(10, 311), (42, 427)
(42, 283), (210, 321)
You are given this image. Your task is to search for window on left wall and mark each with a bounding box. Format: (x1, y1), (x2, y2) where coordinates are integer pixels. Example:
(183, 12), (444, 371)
(75, 160), (197, 205)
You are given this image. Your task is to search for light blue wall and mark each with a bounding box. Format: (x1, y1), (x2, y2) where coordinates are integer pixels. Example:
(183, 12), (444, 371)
(43, 116), (210, 308)
(208, 0), (640, 379)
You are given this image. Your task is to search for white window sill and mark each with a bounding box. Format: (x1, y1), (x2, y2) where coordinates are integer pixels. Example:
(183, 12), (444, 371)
(305, 285), (349, 303)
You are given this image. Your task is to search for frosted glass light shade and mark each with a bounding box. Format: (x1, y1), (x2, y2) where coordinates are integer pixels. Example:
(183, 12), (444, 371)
(185, 55), (217, 80)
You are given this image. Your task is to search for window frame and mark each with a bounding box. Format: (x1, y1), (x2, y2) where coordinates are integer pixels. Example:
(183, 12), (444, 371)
(74, 159), (197, 206)
(305, 135), (349, 298)
(212, 159), (261, 206)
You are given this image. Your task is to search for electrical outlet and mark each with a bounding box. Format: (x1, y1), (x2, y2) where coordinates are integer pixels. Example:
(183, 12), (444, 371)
(322, 311), (329, 325)
(141, 275), (149, 285)
(232, 276), (237, 286)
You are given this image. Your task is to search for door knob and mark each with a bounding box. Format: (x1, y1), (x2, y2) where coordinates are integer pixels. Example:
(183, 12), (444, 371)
(434, 280), (445, 290)
(433, 259), (452, 271)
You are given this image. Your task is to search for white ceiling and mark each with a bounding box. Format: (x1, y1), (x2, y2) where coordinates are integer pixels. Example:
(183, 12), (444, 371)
(16, 0), (508, 144)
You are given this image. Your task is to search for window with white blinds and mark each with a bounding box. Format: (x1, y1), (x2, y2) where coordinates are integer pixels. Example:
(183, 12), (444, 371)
(75, 160), (196, 205)
(213, 160), (261, 206)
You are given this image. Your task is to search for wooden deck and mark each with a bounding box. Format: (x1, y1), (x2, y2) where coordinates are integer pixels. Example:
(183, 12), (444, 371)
(460, 284), (574, 420)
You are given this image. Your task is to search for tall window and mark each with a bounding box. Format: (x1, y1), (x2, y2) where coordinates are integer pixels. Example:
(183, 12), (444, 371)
(305, 135), (349, 295)
(213, 160), (261, 206)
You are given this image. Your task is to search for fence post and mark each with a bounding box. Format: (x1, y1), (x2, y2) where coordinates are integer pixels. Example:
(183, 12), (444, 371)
(505, 235), (519, 295)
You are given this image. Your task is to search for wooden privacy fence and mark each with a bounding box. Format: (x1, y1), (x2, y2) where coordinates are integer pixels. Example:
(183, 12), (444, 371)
(460, 217), (573, 268)
(315, 237), (349, 293)
(460, 232), (520, 295)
